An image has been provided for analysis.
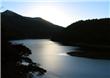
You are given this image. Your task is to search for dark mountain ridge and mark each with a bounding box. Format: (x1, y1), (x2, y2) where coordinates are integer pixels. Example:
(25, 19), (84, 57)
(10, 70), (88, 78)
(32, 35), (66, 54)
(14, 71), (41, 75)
(1, 10), (64, 40)
(52, 18), (110, 47)
(2, 10), (110, 47)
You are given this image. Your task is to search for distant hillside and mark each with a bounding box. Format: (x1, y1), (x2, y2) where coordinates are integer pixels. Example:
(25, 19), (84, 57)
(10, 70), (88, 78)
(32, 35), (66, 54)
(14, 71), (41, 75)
(52, 18), (110, 46)
(1, 10), (64, 40)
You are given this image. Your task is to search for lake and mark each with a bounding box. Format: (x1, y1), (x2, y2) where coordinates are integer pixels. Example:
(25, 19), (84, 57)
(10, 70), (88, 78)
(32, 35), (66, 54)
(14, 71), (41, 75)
(12, 39), (110, 78)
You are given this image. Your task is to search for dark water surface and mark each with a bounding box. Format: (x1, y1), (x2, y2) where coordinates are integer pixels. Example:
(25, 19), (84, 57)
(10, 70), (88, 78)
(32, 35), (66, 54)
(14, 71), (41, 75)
(12, 39), (110, 78)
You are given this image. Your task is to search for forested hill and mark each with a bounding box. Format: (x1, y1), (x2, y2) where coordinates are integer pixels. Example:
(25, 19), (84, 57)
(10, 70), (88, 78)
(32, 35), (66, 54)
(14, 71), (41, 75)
(1, 10), (64, 40)
(52, 18), (110, 46)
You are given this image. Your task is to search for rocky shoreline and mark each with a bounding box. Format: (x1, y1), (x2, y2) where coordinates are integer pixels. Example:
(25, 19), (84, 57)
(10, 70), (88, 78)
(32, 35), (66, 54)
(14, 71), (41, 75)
(2, 38), (47, 78)
(67, 48), (110, 59)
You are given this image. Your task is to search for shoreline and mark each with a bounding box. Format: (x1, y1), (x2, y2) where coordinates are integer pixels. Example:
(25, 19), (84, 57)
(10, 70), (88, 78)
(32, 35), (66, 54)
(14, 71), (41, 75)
(2, 39), (47, 78)
(67, 51), (110, 60)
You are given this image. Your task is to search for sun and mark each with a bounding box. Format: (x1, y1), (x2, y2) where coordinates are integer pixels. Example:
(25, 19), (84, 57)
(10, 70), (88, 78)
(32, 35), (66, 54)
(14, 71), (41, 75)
(26, 5), (74, 27)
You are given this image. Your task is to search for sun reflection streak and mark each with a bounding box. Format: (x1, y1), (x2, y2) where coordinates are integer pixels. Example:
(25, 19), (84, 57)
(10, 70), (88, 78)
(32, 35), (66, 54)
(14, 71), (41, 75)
(39, 41), (63, 71)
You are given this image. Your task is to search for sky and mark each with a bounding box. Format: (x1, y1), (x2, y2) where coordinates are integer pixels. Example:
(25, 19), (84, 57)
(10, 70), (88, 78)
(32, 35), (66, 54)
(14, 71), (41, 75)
(0, 0), (110, 27)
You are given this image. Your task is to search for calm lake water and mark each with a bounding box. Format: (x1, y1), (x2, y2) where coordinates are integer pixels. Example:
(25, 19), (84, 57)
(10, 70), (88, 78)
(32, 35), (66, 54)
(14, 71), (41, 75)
(12, 39), (110, 78)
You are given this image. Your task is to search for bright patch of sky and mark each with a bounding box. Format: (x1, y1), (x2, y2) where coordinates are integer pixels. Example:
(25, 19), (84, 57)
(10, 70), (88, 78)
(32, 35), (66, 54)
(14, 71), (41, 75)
(1, 0), (110, 27)
(2, 0), (109, 2)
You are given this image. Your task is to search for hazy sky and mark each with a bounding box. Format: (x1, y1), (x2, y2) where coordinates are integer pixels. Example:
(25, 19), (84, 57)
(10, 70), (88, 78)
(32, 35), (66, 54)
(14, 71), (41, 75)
(1, 0), (110, 27)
